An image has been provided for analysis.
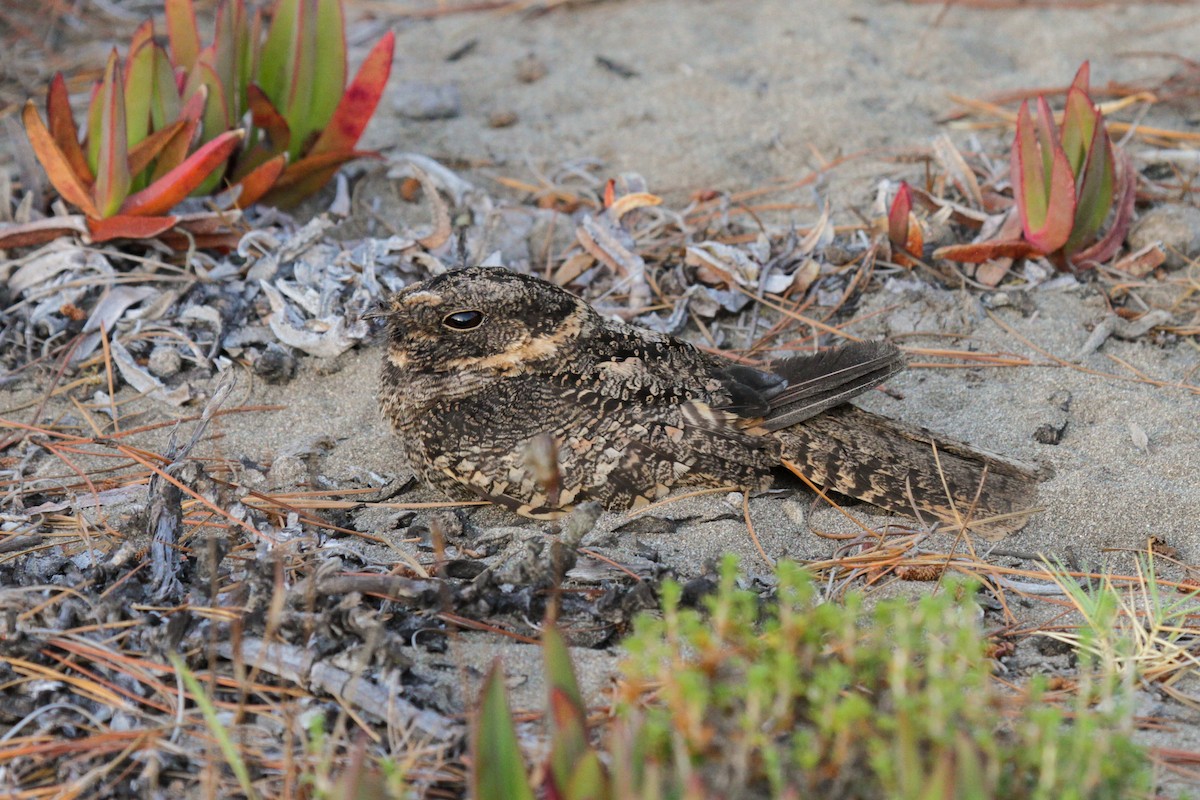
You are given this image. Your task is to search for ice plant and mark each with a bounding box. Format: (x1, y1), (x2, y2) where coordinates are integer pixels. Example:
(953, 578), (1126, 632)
(886, 180), (923, 268)
(12, 0), (394, 246)
(1010, 61), (1134, 268)
(933, 62), (1135, 273)
(474, 626), (611, 800)
(21, 58), (244, 243)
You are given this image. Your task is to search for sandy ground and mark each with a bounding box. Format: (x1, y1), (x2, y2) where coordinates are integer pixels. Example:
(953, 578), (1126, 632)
(237, 0), (1200, 775)
(4, 0), (1200, 792)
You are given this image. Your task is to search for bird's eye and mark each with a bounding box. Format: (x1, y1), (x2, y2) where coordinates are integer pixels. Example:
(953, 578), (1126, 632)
(442, 309), (484, 330)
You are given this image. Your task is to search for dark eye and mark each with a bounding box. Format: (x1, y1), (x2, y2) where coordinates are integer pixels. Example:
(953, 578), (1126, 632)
(442, 309), (484, 330)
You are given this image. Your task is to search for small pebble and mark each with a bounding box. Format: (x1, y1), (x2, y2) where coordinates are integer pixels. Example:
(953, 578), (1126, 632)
(1126, 203), (1200, 270)
(488, 109), (519, 128)
(515, 54), (547, 83)
(147, 345), (182, 378)
(253, 343), (297, 384)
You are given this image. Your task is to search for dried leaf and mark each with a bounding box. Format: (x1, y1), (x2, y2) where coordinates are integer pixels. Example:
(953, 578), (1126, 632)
(552, 253), (594, 286)
(578, 213), (650, 306)
(109, 336), (192, 405)
(47, 73), (93, 183)
(1112, 242), (1165, 277)
(608, 191), (662, 221)
(789, 258), (820, 294)
(934, 239), (1040, 264)
(0, 216), (89, 249)
(259, 279), (368, 357)
(933, 134), (983, 209)
(87, 214), (179, 242)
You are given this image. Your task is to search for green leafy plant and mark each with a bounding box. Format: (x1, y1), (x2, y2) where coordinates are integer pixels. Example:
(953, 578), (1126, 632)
(470, 558), (1153, 799)
(623, 558), (1151, 798)
(11, 0), (393, 247)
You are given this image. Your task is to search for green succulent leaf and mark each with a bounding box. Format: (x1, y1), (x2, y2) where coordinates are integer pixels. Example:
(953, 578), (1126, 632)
(473, 661), (536, 800)
(86, 80), (103, 176)
(1071, 149), (1136, 266)
(180, 52), (232, 195)
(23, 0), (396, 226)
(308, 29), (394, 157)
(164, 0), (201, 72)
(94, 51), (132, 218)
(303, 0), (347, 150)
(1011, 98), (1075, 255)
(149, 43), (181, 131)
(212, 0), (246, 124)
(183, 49), (232, 144)
(564, 750), (607, 800)
(123, 20), (155, 150)
(1064, 119), (1116, 256)
(1061, 86), (1098, 181)
(258, 0), (299, 117)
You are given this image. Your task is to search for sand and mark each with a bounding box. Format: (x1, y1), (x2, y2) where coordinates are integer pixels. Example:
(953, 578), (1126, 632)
(3, 0), (1200, 791)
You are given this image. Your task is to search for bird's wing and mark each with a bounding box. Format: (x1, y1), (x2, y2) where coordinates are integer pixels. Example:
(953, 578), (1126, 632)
(757, 341), (906, 431)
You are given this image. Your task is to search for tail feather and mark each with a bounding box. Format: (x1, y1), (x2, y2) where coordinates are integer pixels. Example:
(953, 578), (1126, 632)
(775, 405), (1041, 538)
(762, 342), (906, 431)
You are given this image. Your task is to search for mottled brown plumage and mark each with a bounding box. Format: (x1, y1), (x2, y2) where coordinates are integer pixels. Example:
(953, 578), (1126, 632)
(378, 267), (1039, 537)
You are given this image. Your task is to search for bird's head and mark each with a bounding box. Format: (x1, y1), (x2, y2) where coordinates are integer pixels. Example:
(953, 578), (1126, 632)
(380, 266), (596, 374)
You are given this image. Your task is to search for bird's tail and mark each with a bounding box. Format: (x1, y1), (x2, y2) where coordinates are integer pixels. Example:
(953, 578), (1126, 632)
(775, 405), (1042, 538)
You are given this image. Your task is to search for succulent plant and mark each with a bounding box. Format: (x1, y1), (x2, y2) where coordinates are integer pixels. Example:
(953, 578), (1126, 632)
(1010, 61), (1134, 267)
(10, 0), (394, 247)
(885, 180), (924, 268)
(933, 62), (1136, 273)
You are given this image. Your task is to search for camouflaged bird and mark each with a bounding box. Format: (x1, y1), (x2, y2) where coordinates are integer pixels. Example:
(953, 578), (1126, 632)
(378, 267), (1040, 537)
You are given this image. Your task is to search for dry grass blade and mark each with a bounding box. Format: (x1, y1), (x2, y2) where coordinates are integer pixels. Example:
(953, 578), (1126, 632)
(987, 309), (1200, 396)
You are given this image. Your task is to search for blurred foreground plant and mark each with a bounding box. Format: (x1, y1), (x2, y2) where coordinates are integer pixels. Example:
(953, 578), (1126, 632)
(472, 557), (1152, 799)
(9, 0), (393, 247)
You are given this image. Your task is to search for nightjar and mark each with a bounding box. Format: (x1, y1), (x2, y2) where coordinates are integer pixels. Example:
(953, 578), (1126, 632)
(378, 267), (1039, 537)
